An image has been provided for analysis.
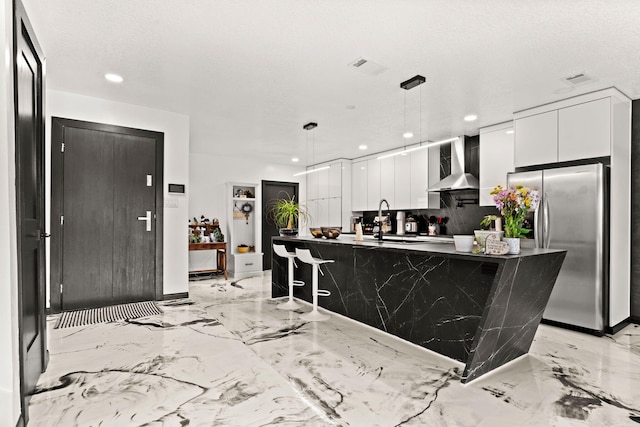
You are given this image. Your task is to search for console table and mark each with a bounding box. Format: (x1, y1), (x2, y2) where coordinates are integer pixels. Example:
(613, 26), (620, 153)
(188, 242), (228, 279)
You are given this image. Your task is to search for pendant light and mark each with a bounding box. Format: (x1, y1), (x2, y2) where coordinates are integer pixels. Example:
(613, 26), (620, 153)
(293, 122), (329, 176)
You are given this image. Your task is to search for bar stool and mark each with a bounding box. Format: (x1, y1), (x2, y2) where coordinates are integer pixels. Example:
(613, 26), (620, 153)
(295, 248), (333, 322)
(273, 244), (305, 310)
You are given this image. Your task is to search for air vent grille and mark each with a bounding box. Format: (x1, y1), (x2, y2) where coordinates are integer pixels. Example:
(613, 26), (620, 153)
(348, 57), (387, 76)
(565, 73), (592, 86)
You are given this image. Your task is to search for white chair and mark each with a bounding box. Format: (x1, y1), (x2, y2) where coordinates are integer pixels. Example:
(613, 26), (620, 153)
(273, 244), (305, 310)
(295, 248), (333, 321)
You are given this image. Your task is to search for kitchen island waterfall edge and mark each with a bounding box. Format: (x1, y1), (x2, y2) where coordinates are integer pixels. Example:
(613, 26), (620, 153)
(271, 235), (566, 383)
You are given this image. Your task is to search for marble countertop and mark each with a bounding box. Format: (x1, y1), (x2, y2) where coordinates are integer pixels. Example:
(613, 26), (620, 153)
(275, 234), (565, 259)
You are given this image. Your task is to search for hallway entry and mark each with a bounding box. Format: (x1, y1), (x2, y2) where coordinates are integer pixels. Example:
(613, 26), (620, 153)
(50, 118), (164, 311)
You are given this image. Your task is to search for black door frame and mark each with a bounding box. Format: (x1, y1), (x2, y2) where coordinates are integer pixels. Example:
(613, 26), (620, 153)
(14, 0), (47, 423)
(50, 117), (164, 313)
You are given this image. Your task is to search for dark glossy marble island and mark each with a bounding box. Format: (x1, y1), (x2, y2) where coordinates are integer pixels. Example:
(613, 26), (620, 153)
(271, 235), (566, 383)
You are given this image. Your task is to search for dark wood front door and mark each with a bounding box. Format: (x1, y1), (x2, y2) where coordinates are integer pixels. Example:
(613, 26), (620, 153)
(14, 0), (47, 422)
(261, 181), (299, 270)
(51, 118), (164, 311)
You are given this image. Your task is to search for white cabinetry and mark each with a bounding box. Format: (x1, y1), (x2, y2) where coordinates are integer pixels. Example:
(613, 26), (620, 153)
(409, 149), (429, 209)
(558, 97), (610, 161)
(351, 144), (439, 211)
(351, 160), (368, 211)
(306, 160), (350, 229)
(515, 93), (615, 168)
(479, 122), (515, 206)
(380, 157), (395, 206)
(366, 159), (381, 210)
(394, 154), (411, 208)
(514, 111), (557, 167)
(226, 183), (262, 278)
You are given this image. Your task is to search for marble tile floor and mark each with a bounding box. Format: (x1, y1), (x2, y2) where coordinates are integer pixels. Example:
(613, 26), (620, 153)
(28, 273), (640, 426)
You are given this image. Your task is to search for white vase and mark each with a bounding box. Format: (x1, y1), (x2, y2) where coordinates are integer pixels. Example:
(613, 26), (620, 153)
(504, 237), (520, 254)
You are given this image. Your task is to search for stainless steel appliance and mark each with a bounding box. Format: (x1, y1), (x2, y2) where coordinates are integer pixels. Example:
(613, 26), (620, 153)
(405, 216), (418, 233)
(507, 163), (607, 333)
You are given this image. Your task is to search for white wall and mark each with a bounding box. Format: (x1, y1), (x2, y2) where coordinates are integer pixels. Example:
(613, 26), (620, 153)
(0, 0), (21, 423)
(189, 152), (306, 254)
(46, 90), (190, 297)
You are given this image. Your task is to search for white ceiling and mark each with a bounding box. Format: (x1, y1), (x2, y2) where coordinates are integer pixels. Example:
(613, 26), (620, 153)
(23, 0), (640, 165)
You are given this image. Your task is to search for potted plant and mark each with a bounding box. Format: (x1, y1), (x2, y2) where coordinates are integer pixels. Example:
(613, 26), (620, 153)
(267, 193), (310, 237)
(488, 184), (540, 254)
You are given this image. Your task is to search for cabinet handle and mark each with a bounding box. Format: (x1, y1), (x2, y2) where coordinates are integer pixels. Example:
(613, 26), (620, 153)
(245, 263), (253, 266)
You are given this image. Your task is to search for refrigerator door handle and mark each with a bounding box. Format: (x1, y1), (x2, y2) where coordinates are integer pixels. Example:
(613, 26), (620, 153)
(544, 195), (551, 248)
(534, 207), (540, 248)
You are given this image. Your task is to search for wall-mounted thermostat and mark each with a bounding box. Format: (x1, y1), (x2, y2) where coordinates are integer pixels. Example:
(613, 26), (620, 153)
(168, 183), (185, 194)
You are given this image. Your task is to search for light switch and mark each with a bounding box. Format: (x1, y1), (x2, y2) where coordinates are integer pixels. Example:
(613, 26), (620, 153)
(164, 198), (178, 208)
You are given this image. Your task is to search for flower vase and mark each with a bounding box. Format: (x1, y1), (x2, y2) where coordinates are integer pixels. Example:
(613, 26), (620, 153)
(504, 237), (520, 254)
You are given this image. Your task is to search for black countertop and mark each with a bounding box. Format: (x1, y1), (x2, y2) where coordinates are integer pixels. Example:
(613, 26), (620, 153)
(287, 234), (564, 259)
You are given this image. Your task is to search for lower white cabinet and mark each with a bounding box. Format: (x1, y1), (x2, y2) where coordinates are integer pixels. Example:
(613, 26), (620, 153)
(229, 253), (262, 278)
(479, 122), (515, 206)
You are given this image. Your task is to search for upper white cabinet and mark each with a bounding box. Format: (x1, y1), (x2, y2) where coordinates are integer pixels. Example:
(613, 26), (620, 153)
(380, 157), (395, 207)
(328, 163), (342, 198)
(558, 97), (610, 162)
(305, 160), (350, 230)
(479, 122), (515, 206)
(366, 159), (381, 210)
(394, 154), (411, 209)
(350, 144), (440, 211)
(410, 149), (429, 209)
(351, 160), (368, 211)
(514, 111), (557, 167)
(515, 91), (619, 168)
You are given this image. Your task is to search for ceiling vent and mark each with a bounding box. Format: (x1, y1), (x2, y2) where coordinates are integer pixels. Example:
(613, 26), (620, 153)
(348, 57), (387, 76)
(564, 73), (593, 86)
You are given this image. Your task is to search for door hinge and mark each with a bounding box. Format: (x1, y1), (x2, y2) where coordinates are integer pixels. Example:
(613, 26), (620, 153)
(60, 215), (64, 225)
(60, 283), (63, 294)
(61, 143), (65, 153)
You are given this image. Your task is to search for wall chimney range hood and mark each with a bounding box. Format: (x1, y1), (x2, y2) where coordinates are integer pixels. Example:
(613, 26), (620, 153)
(426, 137), (480, 192)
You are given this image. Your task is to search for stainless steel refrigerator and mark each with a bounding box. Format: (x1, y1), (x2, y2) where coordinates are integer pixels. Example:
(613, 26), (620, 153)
(507, 163), (607, 333)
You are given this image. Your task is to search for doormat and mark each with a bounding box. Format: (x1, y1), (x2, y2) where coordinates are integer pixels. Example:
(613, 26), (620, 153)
(54, 301), (163, 329)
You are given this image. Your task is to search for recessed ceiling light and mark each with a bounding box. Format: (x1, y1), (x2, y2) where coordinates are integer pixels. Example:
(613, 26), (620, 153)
(358, 145), (368, 150)
(464, 114), (477, 122)
(505, 130), (514, 135)
(105, 73), (123, 83)
(403, 132), (413, 139)
(291, 157), (299, 162)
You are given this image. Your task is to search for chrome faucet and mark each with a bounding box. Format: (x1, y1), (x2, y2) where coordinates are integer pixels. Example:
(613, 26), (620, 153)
(376, 198), (390, 241)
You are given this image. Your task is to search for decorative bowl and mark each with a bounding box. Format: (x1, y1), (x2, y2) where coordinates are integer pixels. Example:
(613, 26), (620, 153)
(309, 227), (324, 238)
(278, 228), (298, 237)
(237, 245), (249, 253)
(321, 226), (342, 239)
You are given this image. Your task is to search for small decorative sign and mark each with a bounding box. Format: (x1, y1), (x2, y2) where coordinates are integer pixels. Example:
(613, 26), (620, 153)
(484, 234), (509, 255)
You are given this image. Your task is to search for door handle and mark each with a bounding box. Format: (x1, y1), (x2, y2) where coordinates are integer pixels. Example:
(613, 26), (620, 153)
(137, 210), (152, 232)
(544, 197), (551, 249)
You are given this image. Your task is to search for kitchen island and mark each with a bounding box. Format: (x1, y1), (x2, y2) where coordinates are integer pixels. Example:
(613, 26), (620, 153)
(271, 235), (566, 383)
